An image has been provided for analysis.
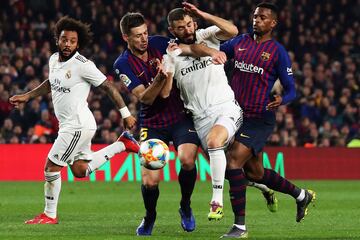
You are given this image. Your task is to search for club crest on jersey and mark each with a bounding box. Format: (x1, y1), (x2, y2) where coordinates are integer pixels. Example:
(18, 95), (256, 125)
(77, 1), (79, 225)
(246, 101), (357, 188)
(261, 52), (271, 61)
(65, 70), (71, 79)
(120, 74), (131, 87)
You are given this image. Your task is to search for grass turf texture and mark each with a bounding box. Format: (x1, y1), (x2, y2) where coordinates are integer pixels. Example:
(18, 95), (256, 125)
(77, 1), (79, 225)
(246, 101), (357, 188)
(0, 181), (359, 240)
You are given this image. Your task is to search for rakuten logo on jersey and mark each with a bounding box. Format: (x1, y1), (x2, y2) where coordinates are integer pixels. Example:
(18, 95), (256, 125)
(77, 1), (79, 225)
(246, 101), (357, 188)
(234, 61), (264, 74)
(180, 58), (213, 76)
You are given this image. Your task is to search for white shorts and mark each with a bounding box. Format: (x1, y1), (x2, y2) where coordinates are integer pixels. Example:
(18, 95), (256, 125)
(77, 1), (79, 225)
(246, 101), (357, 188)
(48, 129), (96, 166)
(193, 100), (243, 151)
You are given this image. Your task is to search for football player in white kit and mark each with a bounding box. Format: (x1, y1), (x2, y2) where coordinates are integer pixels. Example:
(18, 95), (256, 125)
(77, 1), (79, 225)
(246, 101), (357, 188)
(9, 16), (140, 224)
(164, 3), (278, 220)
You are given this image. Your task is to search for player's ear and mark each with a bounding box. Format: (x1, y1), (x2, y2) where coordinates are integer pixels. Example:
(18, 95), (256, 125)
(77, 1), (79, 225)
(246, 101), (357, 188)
(271, 19), (277, 28)
(193, 21), (198, 30)
(168, 27), (175, 36)
(122, 34), (129, 42)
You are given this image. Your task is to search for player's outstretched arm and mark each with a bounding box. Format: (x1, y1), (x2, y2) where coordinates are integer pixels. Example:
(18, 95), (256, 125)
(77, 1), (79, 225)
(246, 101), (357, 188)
(183, 2), (238, 40)
(98, 80), (137, 129)
(9, 79), (50, 109)
(180, 43), (227, 65)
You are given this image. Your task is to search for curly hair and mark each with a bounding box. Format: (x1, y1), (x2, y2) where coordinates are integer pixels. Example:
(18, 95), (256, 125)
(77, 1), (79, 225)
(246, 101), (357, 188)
(54, 16), (93, 50)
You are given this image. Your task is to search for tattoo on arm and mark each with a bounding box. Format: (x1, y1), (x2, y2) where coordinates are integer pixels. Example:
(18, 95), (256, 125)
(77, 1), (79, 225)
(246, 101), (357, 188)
(98, 80), (126, 109)
(28, 79), (51, 99)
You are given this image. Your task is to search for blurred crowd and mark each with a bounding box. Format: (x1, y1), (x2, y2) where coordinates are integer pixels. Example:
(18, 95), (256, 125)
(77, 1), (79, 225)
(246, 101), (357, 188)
(0, 0), (359, 147)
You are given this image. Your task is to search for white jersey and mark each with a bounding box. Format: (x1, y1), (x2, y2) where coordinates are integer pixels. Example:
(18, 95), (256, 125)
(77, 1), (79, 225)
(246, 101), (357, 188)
(173, 26), (235, 116)
(48, 52), (106, 132)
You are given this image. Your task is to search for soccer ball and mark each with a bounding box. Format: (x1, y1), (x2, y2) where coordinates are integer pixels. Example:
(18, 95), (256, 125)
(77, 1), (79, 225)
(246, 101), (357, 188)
(139, 139), (170, 170)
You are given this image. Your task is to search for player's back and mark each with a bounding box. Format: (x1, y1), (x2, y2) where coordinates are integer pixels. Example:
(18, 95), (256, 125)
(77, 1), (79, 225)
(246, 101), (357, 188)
(173, 26), (235, 116)
(114, 36), (186, 128)
(49, 52), (105, 132)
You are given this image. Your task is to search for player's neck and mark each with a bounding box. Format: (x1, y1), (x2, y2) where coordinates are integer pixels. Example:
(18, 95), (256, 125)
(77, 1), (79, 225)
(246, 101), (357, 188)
(129, 47), (148, 61)
(253, 33), (272, 44)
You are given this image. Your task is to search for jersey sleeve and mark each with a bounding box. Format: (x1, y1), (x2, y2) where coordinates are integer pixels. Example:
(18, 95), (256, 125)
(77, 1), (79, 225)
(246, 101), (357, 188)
(113, 58), (143, 91)
(276, 45), (296, 105)
(196, 26), (221, 44)
(81, 61), (107, 87)
(220, 36), (240, 59)
(149, 35), (170, 54)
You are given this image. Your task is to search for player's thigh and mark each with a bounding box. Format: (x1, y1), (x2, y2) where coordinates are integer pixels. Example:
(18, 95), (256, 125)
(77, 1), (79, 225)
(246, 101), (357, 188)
(234, 117), (274, 157)
(226, 140), (253, 169)
(139, 127), (171, 145)
(171, 117), (200, 151)
(210, 100), (242, 146)
(48, 129), (95, 167)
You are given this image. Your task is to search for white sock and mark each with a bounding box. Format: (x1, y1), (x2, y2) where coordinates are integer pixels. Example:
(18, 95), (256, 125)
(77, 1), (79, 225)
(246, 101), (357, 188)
(44, 171), (61, 219)
(296, 189), (305, 202)
(86, 142), (125, 176)
(248, 181), (271, 193)
(208, 147), (226, 206)
(234, 224), (246, 231)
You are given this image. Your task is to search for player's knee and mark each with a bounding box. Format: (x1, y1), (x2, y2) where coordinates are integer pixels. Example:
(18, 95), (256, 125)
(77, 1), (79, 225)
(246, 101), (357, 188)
(206, 137), (224, 149)
(71, 167), (87, 178)
(178, 153), (196, 170)
(142, 181), (159, 188)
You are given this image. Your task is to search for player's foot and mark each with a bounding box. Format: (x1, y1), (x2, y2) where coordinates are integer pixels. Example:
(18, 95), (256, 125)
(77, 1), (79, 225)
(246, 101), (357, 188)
(262, 189), (278, 212)
(296, 189), (316, 222)
(136, 217), (155, 236)
(118, 131), (140, 153)
(25, 213), (58, 224)
(208, 201), (224, 221)
(179, 207), (195, 232)
(220, 225), (248, 239)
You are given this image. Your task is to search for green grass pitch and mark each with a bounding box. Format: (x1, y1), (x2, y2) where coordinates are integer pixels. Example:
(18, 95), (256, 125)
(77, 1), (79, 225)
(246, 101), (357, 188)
(0, 181), (359, 239)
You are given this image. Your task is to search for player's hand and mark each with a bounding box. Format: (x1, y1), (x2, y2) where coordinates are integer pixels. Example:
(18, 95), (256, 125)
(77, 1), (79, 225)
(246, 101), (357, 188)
(155, 58), (168, 80)
(9, 94), (29, 109)
(183, 2), (204, 18)
(266, 95), (283, 111)
(211, 50), (227, 65)
(166, 43), (182, 57)
(123, 115), (137, 130)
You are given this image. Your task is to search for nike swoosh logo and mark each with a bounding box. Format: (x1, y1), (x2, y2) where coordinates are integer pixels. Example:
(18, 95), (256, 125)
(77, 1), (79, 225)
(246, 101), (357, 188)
(137, 71), (144, 77)
(240, 133), (250, 138)
(188, 129), (196, 133)
(238, 48), (247, 52)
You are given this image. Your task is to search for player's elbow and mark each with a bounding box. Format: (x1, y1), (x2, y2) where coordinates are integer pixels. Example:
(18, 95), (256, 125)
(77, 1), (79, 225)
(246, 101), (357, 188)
(229, 26), (238, 38)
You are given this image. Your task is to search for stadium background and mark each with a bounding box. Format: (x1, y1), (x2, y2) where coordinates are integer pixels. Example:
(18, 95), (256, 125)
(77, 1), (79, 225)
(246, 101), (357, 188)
(0, 0), (359, 239)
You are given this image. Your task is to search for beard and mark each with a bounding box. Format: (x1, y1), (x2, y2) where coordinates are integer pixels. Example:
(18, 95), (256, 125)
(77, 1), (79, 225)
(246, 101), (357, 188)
(58, 47), (77, 61)
(177, 33), (196, 44)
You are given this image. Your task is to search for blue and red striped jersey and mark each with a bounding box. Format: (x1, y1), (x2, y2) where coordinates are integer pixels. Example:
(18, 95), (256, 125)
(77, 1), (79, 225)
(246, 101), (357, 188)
(113, 36), (186, 128)
(221, 34), (296, 118)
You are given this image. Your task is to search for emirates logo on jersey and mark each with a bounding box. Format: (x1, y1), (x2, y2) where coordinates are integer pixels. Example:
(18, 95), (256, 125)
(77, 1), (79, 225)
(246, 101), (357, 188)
(261, 52), (271, 61)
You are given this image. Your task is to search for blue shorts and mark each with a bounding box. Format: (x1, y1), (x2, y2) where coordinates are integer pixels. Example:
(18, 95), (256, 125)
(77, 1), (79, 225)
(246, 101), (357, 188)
(234, 115), (275, 156)
(140, 116), (200, 151)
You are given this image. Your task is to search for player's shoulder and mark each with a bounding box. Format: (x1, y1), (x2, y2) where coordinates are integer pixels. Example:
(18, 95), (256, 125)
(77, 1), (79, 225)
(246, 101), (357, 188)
(113, 50), (130, 70)
(271, 39), (288, 55)
(149, 35), (170, 44)
(49, 52), (58, 64)
(74, 52), (90, 64)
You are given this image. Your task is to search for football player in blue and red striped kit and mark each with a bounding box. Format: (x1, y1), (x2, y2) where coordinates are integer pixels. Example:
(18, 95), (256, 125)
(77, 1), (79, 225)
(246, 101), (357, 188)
(219, 2), (316, 238)
(113, 12), (214, 235)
